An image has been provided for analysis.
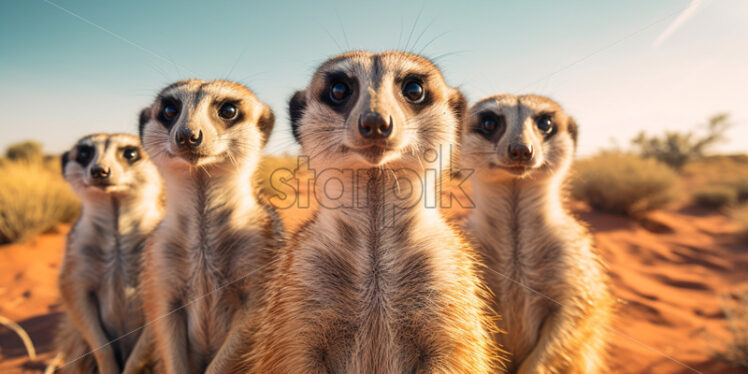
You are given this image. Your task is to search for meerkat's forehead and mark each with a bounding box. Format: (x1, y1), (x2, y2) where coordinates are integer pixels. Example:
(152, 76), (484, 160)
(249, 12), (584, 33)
(157, 79), (258, 103)
(472, 94), (562, 116)
(315, 51), (444, 81)
(75, 133), (140, 148)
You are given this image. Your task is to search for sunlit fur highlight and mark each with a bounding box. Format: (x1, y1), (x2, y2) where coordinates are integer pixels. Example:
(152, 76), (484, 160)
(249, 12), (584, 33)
(55, 133), (163, 374)
(461, 94), (613, 373)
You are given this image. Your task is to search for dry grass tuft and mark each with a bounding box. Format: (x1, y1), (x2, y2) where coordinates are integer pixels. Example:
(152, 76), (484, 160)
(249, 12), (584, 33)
(0, 160), (80, 244)
(256, 154), (300, 198)
(693, 186), (738, 209)
(732, 204), (748, 243)
(571, 152), (680, 217)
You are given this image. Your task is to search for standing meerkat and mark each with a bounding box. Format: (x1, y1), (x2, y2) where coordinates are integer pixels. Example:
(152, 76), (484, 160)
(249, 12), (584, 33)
(243, 51), (502, 373)
(460, 94), (613, 373)
(137, 79), (283, 374)
(55, 133), (164, 374)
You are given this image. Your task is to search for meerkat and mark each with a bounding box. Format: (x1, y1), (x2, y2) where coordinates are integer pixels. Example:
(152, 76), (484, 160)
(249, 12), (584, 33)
(460, 94), (614, 373)
(55, 133), (164, 374)
(137, 79), (283, 374)
(241, 51), (502, 374)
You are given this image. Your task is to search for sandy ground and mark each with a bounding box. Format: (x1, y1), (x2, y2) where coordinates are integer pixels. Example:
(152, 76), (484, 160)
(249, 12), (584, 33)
(1, 201), (747, 373)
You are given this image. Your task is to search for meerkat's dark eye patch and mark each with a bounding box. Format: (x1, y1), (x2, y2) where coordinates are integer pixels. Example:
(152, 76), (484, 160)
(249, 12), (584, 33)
(75, 145), (94, 166)
(474, 112), (506, 140)
(535, 113), (555, 137)
(121, 146), (140, 163)
(159, 98), (181, 127)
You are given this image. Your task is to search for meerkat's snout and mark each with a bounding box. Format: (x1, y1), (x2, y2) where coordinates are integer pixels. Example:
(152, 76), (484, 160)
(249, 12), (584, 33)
(358, 111), (393, 140)
(508, 142), (534, 163)
(175, 126), (203, 148)
(90, 163), (110, 179)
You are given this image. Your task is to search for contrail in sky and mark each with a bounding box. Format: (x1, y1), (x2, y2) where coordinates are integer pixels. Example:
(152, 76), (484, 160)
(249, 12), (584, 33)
(653, 0), (708, 48)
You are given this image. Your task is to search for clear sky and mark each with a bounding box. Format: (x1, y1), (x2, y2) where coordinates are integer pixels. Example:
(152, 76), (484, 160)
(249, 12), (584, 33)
(1, 0), (746, 156)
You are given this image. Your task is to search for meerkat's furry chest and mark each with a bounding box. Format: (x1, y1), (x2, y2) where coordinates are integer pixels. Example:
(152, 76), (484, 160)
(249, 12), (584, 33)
(68, 219), (146, 349)
(151, 178), (266, 356)
(286, 209), (470, 372)
(471, 195), (570, 363)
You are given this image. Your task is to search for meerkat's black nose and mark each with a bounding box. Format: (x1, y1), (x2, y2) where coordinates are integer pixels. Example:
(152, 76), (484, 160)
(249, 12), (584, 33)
(508, 143), (534, 162)
(358, 112), (393, 139)
(90, 165), (111, 179)
(176, 128), (203, 147)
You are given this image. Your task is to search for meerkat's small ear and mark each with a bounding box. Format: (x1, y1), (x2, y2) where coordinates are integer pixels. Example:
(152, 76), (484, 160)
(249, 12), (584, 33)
(257, 104), (275, 146)
(60, 151), (70, 174)
(567, 116), (578, 148)
(138, 107), (152, 140)
(288, 90), (307, 143)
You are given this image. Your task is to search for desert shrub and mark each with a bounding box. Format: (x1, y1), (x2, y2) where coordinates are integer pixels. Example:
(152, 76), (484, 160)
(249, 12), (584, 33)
(5, 141), (44, 163)
(720, 288), (748, 368)
(734, 180), (748, 204)
(0, 160), (80, 244)
(256, 154), (300, 198)
(733, 205), (748, 243)
(692, 186), (738, 209)
(631, 113), (731, 170)
(571, 152), (679, 216)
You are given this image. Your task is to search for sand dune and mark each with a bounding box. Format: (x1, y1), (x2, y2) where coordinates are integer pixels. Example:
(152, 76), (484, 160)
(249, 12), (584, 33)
(0, 204), (746, 373)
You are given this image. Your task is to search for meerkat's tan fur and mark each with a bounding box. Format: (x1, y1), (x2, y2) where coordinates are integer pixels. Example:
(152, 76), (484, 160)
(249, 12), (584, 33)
(55, 133), (164, 374)
(460, 94), (613, 373)
(137, 79), (283, 374)
(243, 51), (502, 373)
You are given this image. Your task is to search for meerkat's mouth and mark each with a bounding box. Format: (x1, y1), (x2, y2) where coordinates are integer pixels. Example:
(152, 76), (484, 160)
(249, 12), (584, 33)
(345, 144), (401, 166)
(489, 162), (535, 175)
(168, 151), (220, 166)
(85, 182), (128, 192)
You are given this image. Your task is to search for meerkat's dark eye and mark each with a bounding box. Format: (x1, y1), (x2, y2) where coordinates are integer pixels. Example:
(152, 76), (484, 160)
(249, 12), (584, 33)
(329, 82), (350, 104)
(160, 101), (179, 123)
(76, 146), (93, 164)
(218, 103), (238, 120)
(481, 118), (497, 134)
(536, 115), (554, 133)
(475, 113), (504, 138)
(402, 80), (424, 103)
(122, 147), (139, 161)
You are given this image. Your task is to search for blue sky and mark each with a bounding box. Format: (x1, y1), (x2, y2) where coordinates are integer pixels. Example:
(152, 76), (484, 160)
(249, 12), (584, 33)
(1, 0), (746, 156)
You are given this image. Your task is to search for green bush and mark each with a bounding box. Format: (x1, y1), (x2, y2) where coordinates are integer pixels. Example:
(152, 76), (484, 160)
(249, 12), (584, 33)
(692, 186), (737, 209)
(571, 152), (679, 216)
(0, 160), (80, 244)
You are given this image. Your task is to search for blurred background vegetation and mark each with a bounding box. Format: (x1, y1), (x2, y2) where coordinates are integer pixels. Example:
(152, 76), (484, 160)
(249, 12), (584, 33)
(569, 113), (748, 241)
(0, 141), (79, 244)
(2, 112), (748, 245)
